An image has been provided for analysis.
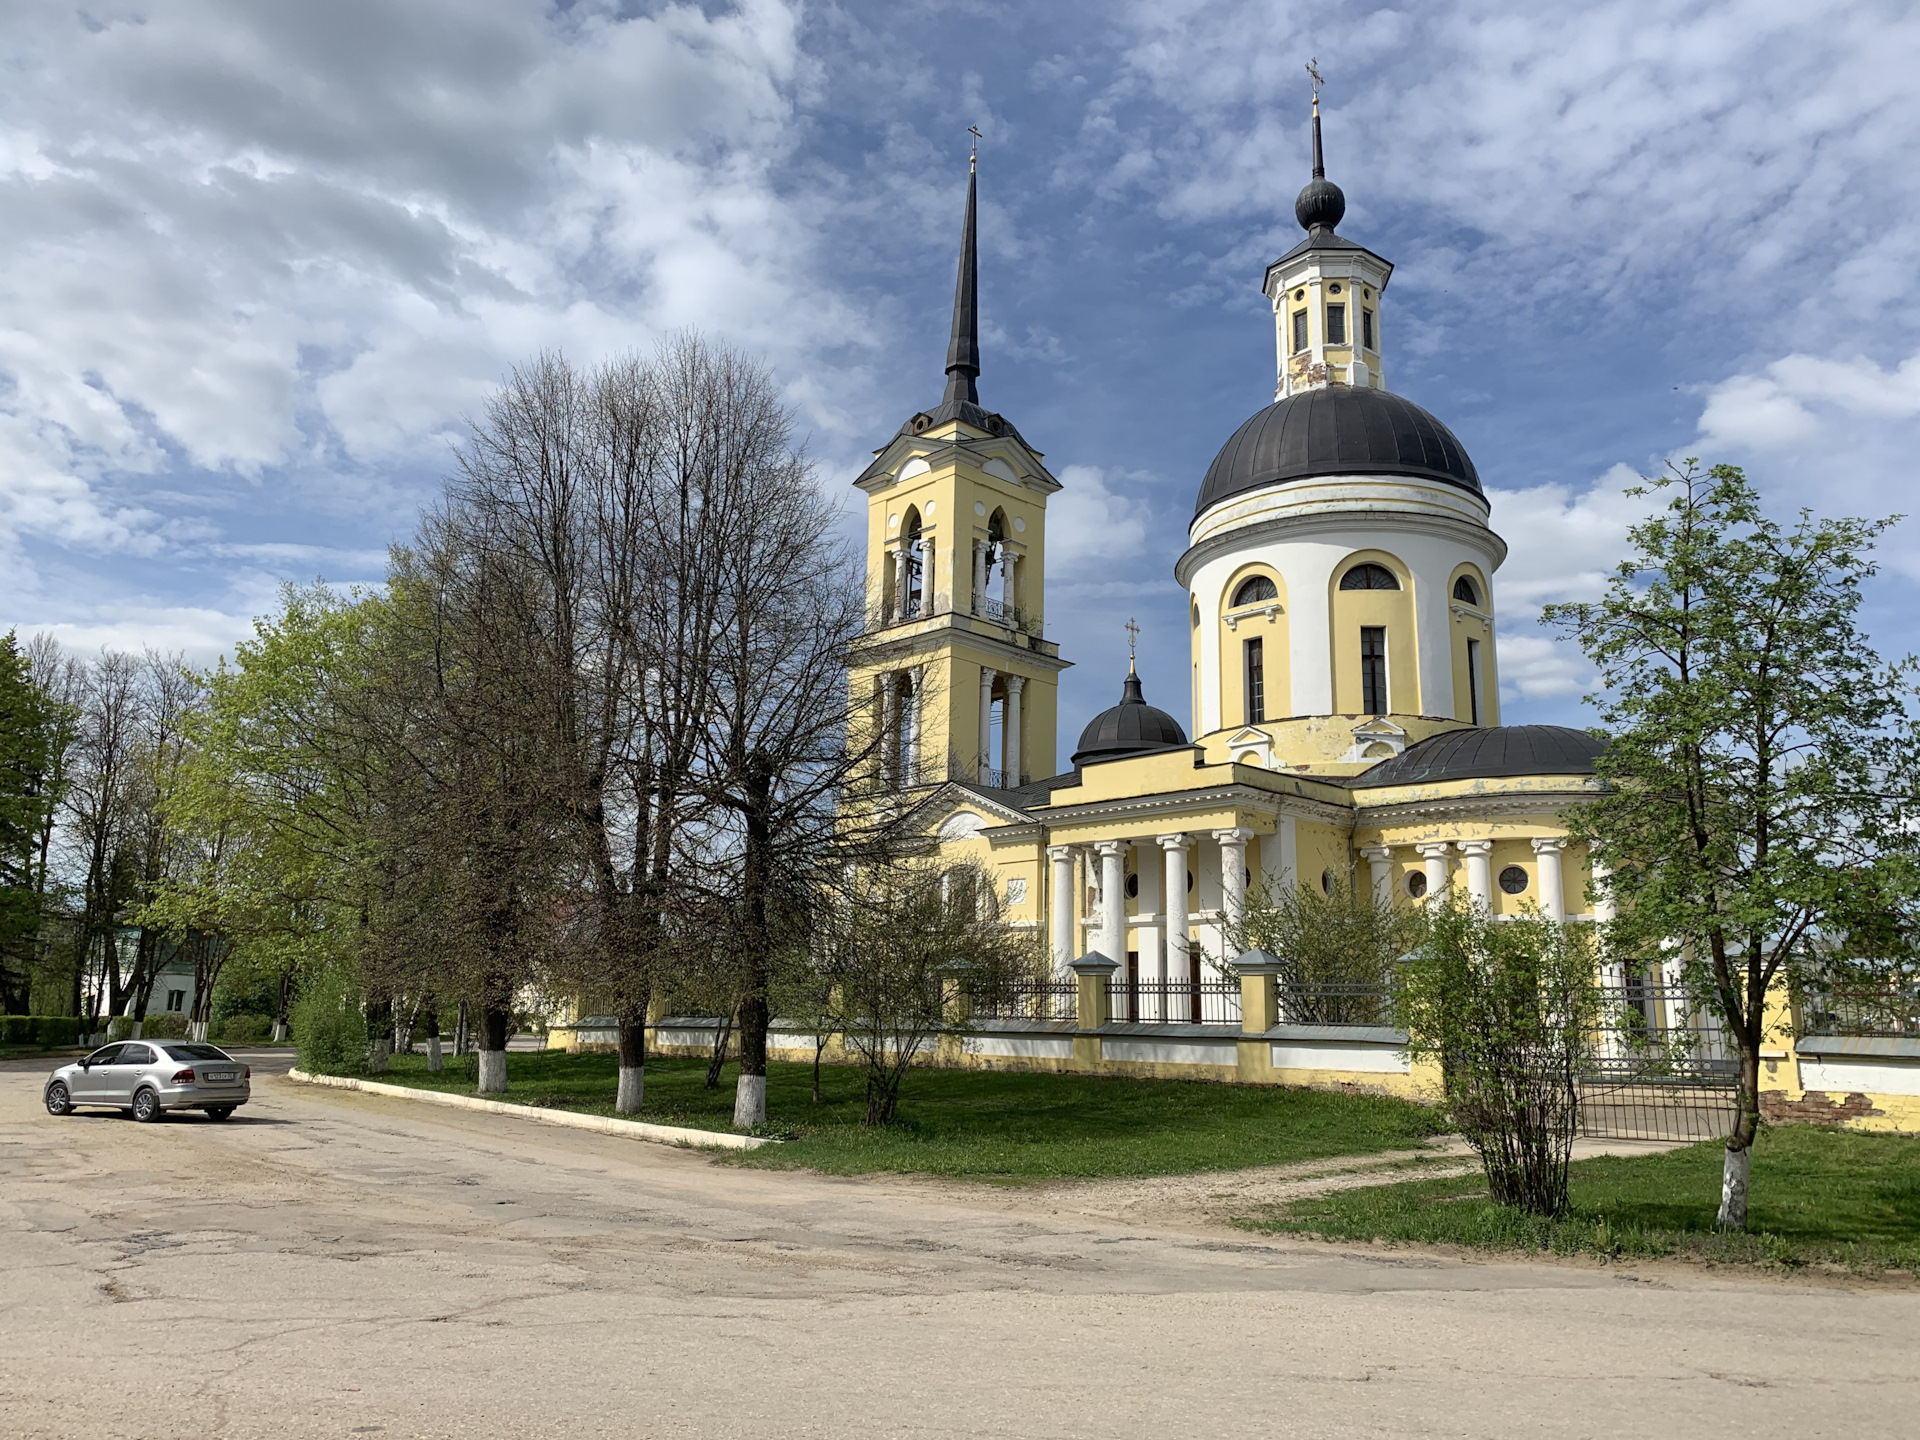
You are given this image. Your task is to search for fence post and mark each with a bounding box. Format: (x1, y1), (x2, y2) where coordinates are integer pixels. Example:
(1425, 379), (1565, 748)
(1235, 948), (1282, 1034)
(1069, 951), (1117, 1072)
(1234, 948), (1283, 1084)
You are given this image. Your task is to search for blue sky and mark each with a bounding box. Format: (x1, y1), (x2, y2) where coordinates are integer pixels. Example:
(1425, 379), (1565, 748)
(5, 0), (1919, 751)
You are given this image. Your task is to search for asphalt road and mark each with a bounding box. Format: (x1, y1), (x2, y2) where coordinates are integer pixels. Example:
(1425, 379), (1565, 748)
(2, 1053), (1915, 1439)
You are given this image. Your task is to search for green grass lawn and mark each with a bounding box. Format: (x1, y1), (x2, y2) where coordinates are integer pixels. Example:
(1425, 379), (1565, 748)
(367, 1049), (1450, 1181)
(1243, 1126), (1920, 1273)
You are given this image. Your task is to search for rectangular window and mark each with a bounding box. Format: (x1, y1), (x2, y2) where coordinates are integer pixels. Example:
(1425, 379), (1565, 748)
(1360, 626), (1388, 715)
(1291, 308), (1308, 353)
(1244, 637), (1265, 724)
(1466, 638), (1482, 726)
(1362, 308), (1375, 350)
(166, 990), (185, 1013)
(1326, 303), (1347, 345)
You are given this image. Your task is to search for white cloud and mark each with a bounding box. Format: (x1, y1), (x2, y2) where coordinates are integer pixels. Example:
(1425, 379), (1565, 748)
(0, 0), (855, 642)
(1699, 352), (1920, 450)
(1486, 466), (1661, 704)
(1047, 463), (1150, 574)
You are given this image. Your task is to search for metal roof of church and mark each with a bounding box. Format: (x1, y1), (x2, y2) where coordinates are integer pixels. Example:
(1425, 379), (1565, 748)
(1348, 724), (1606, 789)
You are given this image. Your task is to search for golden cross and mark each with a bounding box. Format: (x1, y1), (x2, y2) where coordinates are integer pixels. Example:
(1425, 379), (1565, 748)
(1306, 58), (1323, 112)
(968, 124), (982, 171)
(1125, 617), (1140, 668)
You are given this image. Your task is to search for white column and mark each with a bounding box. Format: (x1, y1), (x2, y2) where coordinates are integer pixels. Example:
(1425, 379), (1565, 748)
(977, 667), (996, 779)
(1590, 861), (1615, 925)
(1213, 827), (1253, 958)
(1003, 675), (1024, 785)
(972, 541), (988, 614)
(1094, 841), (1128, 964)
(1531, 837), (1566, 922)
(1001, 549), (1018, 614)
(1159, 834), (1191, 985)
(1048, 844), (1075, 976)
(1458, 839), (1494, 908)
(1269, 813), (1298, 894)
(890, 541), (909, 619)
(1360, 845), (1393, 905)
(878, 676), (899, 781)
(1134, 853), (1164, 1019)
(907, 665), (925, 784)
(1415, 842), (1451, 903)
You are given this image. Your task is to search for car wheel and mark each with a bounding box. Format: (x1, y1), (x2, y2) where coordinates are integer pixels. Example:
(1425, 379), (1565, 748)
(45, 1082), (73, 1116)
(131, 1088), (164, 1123)
(205, 1105), (235, 1120)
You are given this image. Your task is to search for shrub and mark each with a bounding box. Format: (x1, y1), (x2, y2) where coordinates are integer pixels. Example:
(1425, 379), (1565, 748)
(1, 1016), (33, 1044)
(106, 1016), (134, 1042)
(36, 1016), (81, 1046)
(292, 967), (368, 1075)
(1397, 898), (1600, 1217)
(141, 1012), (189, 1039)
(214, 1013), (272, 1045)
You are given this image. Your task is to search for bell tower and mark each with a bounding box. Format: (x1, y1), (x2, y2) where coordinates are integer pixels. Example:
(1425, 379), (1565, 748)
(848, 151), (1071, 791)
(1264, 71), (1393, 399)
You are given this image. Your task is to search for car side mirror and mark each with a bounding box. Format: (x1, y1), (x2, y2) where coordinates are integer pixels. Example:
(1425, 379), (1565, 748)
(80, 1058), (91, 1069)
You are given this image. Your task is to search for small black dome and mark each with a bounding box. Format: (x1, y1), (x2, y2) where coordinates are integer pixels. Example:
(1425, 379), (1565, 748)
(1349, 725), (1606, 789)
(1072, 671), (1190, 767)
(1195, 386), (1482, 518)
(1295, 175), (1345, 232)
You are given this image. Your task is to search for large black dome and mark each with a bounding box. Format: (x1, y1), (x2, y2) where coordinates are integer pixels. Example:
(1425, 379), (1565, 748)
(1072, 671), (1190, 767)
(1348, 725), (1605, 789)
(1196, 387), (1482, 518)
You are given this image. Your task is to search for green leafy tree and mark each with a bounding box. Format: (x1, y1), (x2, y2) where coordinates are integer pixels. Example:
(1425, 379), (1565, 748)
(1398, 898), (1600, 1216)
(0, 631), (61, 1010)
(1545, 461), (1920, 1230)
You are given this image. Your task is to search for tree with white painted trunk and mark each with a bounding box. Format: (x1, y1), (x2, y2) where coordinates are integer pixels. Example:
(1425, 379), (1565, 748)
(1546, 461), (1920, 1230)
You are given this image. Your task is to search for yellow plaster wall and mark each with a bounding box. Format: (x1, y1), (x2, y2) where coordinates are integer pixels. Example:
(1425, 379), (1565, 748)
(1328, 550), (1419, 715)
(1216, 563), (1290, 729)
(1446, 561), (1498, 727)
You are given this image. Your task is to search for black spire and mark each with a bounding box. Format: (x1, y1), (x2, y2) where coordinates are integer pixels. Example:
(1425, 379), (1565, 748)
(942, 158), (980, 407)
(1294, 81), (1346, 232)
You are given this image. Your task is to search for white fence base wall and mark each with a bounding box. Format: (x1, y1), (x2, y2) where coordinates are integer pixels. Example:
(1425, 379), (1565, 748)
(1102, 1038), (1239, 1067)
(1270, 1041), (1411, 1075)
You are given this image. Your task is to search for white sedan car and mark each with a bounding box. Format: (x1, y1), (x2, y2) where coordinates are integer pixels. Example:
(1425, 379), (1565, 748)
(44, 1041), (252, 1122)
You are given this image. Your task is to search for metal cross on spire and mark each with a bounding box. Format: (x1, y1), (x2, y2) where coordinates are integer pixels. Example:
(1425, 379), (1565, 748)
(1306, 58), (1323, 114)
(968, 124), (982, 172)
(1125, 617), (1140, 672)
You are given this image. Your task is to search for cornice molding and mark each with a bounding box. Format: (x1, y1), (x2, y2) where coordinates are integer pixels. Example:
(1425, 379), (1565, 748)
(1354, 790), (1600, 829)
(1177, 495), (1508, 587)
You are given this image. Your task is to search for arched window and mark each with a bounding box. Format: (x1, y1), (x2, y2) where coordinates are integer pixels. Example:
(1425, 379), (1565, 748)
(1452, 575), (1481, 605)
(1231, 575), (1279, 607)
(1339, 562), (1400, 591)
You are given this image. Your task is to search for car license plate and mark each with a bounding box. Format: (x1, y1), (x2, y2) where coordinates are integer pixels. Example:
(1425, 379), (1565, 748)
(204, 1070), (237, 1082)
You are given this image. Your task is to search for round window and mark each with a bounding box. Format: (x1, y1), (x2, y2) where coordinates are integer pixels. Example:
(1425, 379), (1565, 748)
(1330, 283), (1342, 294)
(1124, 873), (1139, 900)
(1294, 289), (1306, 301)
(1407, 872), (1428, 899)
(1320, 868), (1333, 893)
(1499, 865), (1529, 894)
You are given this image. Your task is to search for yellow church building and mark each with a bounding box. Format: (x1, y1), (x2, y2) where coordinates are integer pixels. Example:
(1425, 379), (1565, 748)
(848, 111), (1611, 1044)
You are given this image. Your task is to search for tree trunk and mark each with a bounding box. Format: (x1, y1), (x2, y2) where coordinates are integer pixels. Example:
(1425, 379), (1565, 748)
(423, 997), (443, 1073)
(616, 1003), (647, 1114)
(454, 998), (469, 1057)
(366, 993), (393, 1074)
(1717, 1047), (1761, 1230)
(813, 1036), (827, 1104)
(274, 969), (293, 1042)
(732, 753), (774, 1128)
(477, 1003), (511, 1093)
(704, 1012), (733, 1090)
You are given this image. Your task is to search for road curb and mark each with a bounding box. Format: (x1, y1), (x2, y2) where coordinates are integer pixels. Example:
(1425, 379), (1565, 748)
(284, 1068), (775, 1150)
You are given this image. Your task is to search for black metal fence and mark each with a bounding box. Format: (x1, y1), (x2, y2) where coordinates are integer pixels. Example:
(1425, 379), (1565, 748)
(1580, 981), (1738, 1141)
(1801, 980), (1920, 1039)
(1107, 978), (1242, 1026)
(968, 981), (1077, 1022)
(1278, 982), (1393, 1027)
